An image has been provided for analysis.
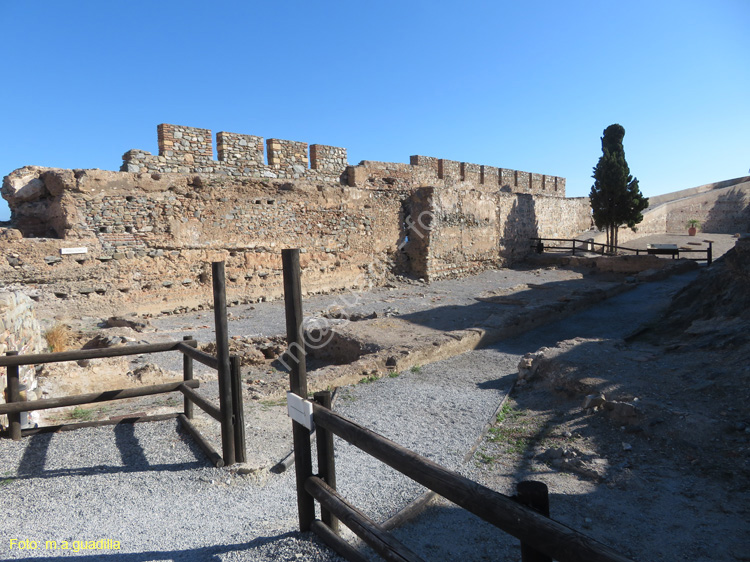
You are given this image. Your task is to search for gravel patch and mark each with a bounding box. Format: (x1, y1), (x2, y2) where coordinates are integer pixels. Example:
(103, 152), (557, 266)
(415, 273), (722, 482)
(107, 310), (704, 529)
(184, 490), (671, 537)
(0, 420), (344, 561)
(331, 347), (518, 524)
(1, 265), (709, 561)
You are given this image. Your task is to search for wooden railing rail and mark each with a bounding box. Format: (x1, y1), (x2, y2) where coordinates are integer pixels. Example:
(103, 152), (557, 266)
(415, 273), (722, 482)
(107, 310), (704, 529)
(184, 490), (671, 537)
(310, 403), (632, 562)
(176, 341), (220, 370)
(1, 261), (246, 467)
(530, 236), (712, 265)
(179, 384), (222, 421)
(0, 341), (193, 367)
(280, 248), (632, 562)
(0, 379), (199, 416)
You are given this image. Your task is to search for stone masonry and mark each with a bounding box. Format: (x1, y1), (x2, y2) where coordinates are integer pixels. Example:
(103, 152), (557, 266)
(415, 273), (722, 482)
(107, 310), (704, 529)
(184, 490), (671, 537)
(2, 123), (588, 318)
(0, 291), (43, 428)
(121, 124), (566, 195)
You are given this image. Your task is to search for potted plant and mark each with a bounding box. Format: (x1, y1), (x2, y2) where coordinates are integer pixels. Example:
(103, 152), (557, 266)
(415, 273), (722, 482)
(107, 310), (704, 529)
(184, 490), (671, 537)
(687, 219), (701, 236)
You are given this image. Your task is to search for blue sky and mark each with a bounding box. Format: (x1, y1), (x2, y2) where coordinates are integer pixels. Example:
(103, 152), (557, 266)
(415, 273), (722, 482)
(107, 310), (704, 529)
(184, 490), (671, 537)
(1, 1), (748, 222)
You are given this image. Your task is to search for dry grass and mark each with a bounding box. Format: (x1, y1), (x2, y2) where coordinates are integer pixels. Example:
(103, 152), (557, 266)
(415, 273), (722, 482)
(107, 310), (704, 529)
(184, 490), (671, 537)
(44, 324), (72, 353)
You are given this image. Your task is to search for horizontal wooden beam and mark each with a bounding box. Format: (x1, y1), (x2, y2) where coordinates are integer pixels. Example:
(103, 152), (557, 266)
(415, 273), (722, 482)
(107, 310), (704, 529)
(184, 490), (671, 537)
(312, 404), (633, 562)
(0, 380), (199, 416)
(10, 413), (180, 437)
(305, 476), (426, 562)
(179, 384), (221, 421)
(176, 342), (219, 370)
(0, 340), (196, 367)
(178, 414), (224, 468)
(310, 520), (369, 562)
(381, 491), (437, 531)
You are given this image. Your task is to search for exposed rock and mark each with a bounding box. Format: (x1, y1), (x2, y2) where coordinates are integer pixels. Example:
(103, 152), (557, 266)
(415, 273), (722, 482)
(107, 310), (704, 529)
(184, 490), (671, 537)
(605, 400), (640, 424)
(2, 170), (48, 203)
(40, 169), (75, 197)
(105, 316), (150, 332)
(82, 334), (125, 349)
(641, 237), (750, 348)
(517, 349), (547, 383)
(127, 363), (167, 382)
(0, 228), (23, 241)
(583, 394), (607, 410)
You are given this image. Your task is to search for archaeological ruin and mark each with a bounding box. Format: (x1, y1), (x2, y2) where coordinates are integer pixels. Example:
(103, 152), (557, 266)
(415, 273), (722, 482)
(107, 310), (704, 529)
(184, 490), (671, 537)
(1, 123), (592, 317)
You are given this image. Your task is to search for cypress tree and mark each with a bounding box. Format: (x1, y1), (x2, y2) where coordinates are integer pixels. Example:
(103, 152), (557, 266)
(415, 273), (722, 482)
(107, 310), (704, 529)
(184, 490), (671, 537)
(590, 124), (648, 251)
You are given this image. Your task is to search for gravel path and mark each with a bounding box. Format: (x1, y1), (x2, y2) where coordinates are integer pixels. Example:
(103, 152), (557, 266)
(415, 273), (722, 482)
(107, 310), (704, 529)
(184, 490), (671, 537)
(0, 267), (700, 561)
(137, 266), (587, 377)
(0, 419), (341, 560)
(377, 269), (703, 560)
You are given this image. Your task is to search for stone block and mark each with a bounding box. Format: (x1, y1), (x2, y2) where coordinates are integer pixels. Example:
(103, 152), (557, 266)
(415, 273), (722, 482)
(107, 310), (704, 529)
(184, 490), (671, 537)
(410, 155), (439, 177)
(438, 159), (460, 180)
(481, 165), (499, 187)
(461, 162), (481, 184)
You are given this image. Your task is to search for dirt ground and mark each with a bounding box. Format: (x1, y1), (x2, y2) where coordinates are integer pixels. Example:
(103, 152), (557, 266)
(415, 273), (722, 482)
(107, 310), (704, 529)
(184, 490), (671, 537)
(462, 336), (750, 561)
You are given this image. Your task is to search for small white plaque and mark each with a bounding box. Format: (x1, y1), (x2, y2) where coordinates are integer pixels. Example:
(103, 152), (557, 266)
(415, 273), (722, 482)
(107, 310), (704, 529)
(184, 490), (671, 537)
(60, 247), (88, 255)
(287, 391), (314, 430)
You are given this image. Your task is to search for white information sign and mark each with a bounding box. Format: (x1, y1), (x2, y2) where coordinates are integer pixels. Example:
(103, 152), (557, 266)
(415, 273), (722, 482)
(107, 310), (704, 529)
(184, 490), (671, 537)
(60, 247), (88, 255)
(286, 391), (314, 430)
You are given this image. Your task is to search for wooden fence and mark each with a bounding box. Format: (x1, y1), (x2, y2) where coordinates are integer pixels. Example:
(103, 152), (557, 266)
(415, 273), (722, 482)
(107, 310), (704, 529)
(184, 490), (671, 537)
(530, 236), (713, 265)
(0, 262), (245, 468)
(281, 248), (634, 562)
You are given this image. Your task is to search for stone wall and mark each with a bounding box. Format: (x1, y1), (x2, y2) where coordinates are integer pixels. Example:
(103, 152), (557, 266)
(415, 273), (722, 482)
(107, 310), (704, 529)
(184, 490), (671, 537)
(1, 123), (590, 314)
(663, 182), (750, 234)
(610, 180), (750, 246)
(217, 132), (265, 169)
(0, 291), (44, 429)
(423, 187), (500, 279)
(158, 123), (214, 168)
(122, 124), (346, 183)
(311, 145), (348, 172)
(0, 168), (408, 315)
(495, 194), (591, 265)
(121, 123), (566, 197)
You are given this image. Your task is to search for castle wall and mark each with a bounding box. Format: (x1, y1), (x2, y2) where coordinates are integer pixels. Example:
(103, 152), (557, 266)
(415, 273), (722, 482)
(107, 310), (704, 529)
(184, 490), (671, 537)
(121, 124), (566, 198)
(608, 180), (750, 246)
(662, 182), (750, 234)
(424, 187), (500, 280)
(2, 122), (586, 314)
(495, 194), (590, 266)
(122, 124), (347, 183)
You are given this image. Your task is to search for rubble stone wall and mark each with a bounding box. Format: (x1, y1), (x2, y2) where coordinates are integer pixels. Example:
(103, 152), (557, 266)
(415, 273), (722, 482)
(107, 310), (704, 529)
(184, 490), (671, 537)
(217, 131), (265, 169)
(121, 123), (566, 197)
(0, 291), (43, 428)
(2, 123), (591, 313)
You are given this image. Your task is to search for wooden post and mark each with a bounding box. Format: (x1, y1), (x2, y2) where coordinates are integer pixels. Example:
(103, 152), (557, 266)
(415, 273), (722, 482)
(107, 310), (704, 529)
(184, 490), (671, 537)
(282, 248), (315, 532)
(212, 261), (235, 466)
(6, 351), (21, 441)
(230, 355), (247, 463)
(707, 241), (713, 266)
(314, 390), (338, 533)
(517, 481), (552, 562)
(182, 336), (194, 419)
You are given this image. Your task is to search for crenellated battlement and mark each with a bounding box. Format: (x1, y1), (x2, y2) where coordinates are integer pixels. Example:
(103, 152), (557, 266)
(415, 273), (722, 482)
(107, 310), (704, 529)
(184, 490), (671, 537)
(121, 123), (565, 197)
(216, 131), (264, 168)
(121, 124), (348, 182)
